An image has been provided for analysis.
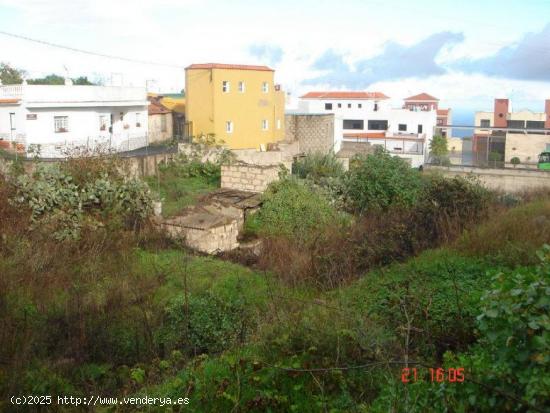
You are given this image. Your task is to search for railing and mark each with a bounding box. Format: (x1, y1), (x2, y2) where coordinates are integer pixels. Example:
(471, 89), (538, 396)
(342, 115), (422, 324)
(0, 85), (146, 103)
(0, 85), (23, 99)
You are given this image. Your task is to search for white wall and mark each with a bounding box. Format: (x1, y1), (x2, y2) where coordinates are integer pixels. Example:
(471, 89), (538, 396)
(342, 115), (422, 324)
(298, 98), (392, 114)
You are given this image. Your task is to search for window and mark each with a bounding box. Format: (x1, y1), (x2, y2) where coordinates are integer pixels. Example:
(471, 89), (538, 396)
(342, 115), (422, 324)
(343, 119), (364, 130)
(262, 119), (268, 130)
(325, 103), (333, 110)
(135, 112), (141, 127)
(276, 119), (281, 129)
(347, 103), (352, 108)
(374, 103), (379, 111)
(480, 119), (490, 128)
(226, 121), (233, 133)
(367, 120), (388, 130)
(262, 82), (269, 93)
(120, 112), (124, 121)
(417, 124), (423, 134)
(54, 116), (68, 133)
(238, 81), (245, 92)
(99, 115), (108, 131)
(222, 81), (230, 93)
(526, 120), (545, 129)
(9, 112), (16, 130)
(161, 115), (167, 132)
(358, 103), (362, 108)
(507, 120), (525, 129)
(437, 118), (444, 125)
(337, 103), (342, 108)
(398, 124), (407, 131)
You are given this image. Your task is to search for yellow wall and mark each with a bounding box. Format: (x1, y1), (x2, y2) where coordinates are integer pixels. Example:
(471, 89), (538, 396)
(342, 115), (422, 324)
(185, 67), (285, 149)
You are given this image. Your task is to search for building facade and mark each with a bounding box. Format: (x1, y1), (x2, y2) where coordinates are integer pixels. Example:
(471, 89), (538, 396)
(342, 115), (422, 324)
(148, 95), (173, 144)
(474, 98), (550, 167)
(296, 91), (438, 167)
(0, 82), (149, 157)
(185, 63), (285, 150)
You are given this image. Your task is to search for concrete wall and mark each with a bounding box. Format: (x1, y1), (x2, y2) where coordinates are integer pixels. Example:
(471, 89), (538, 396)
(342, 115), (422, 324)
(221, 162), (287, 192)
(505, 133), (550, 166)
(148, 113), (173, 143)
(424, 164), (550, 193)
(162, 219), (239, 254)
(285, 114), (335, 153)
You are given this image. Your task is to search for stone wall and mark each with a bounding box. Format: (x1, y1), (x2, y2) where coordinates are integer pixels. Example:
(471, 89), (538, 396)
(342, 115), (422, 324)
(221, 162), (288, 193)
(285, 114), (335, 153)
(424, 165), (550, 193)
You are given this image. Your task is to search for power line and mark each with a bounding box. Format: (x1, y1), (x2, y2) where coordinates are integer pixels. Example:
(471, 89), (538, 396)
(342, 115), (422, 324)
(0, 30), (186, 69)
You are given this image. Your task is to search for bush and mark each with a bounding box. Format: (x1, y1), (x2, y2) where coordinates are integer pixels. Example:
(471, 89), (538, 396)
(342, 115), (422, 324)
(343, 149), (422, 213)
(456, 199), (550, 266)
(400, 246), (550, 412)
(511, 156), (521, 167)
(412, 174), (491, 246)
(255, 178), (341, 243)
(292, 151), (344, 183)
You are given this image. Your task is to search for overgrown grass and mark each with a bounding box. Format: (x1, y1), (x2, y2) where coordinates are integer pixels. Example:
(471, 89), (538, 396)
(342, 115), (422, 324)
(145, 174), (218, 217)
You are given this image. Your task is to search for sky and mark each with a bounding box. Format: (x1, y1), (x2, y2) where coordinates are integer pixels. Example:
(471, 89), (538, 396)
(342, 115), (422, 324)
(1, 0), (549, 128)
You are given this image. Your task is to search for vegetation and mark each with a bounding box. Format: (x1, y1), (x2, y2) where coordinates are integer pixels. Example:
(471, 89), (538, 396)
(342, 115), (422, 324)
(0, 61), (25, 84)
(343, 148), (423, 213)
(511, 156), (521, 167)
(1, 149), (548, 412)
(429, 134), (449, 165)
(292, 151), (344, 183)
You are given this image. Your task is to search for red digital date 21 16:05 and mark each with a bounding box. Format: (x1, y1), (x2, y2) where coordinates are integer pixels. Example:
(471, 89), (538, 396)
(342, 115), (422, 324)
(401, 367), (465, 383)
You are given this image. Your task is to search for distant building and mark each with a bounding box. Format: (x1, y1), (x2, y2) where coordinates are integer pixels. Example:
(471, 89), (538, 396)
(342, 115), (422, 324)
(0, 81), (149, 157)
(474, 98), (550, 167)
(185, 63), (285, 149)
(148, 95), (173, 143)
(296, 91), (439, 167)
(403, 93), (453, 138)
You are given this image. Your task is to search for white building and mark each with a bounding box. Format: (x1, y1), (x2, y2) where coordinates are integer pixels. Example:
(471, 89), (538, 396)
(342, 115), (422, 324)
(0, 81), (149, 158)
(297, 91), (437, 167)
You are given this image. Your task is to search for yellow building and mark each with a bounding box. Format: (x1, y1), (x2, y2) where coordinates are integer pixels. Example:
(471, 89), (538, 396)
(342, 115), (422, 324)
(185, 63), (285, 149)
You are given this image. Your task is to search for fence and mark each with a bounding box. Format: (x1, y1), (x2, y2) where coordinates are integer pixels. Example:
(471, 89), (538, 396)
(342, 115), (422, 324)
(0, 134), (150, 159)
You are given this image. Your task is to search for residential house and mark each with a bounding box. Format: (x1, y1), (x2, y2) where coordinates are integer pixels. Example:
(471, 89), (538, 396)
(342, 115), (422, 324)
(148, 95), (173, 143)
(160, 94), (186, 138)
(474, 98), (550, 167)
(185, 63), (285, 149)
(403, 93), (453, 138)
(296, 91), (438, 167)
(0, 80), (149, 157)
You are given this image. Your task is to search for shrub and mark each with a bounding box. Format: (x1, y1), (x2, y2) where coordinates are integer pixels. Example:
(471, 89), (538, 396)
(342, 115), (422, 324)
(10, 159), (152, 240)
(255, 178), (341, 243)
(412, 174), (491, 246)
(292, 151), (344, 183)
(343, 148), (422, 213)
(400, 246), (550, 412)
(429, 135), (449, 165)
(511, 156), (521, 167)
(456, 199), (550, 266)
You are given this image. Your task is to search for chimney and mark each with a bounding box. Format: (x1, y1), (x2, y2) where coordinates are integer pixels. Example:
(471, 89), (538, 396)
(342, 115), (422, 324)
(493, 98), (509, 128)
(545, 99), (550, 129)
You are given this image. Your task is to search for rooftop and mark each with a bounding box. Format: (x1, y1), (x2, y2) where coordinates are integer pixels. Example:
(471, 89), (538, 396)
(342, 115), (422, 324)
(437, 109), (449, 115)
(185, 63), (274, 71)
(301, 91), (390, 100)
(404, 92), (439, 102)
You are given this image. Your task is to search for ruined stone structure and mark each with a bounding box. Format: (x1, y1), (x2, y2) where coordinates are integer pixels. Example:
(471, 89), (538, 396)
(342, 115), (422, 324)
(221, 162), (289, 193)
(285, 114), (336, 153)
(160, 189), (262, 254)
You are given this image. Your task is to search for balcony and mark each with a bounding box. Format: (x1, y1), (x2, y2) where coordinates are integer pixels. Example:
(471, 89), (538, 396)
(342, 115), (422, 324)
(0, 85), (147, 107)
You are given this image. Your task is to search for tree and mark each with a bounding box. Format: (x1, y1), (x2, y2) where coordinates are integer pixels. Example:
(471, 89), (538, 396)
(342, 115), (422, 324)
(27, 74), (95, 85)
(429, 135), (449, 165)
(510, 156), (521, 168)
(0, 62), (25, 84)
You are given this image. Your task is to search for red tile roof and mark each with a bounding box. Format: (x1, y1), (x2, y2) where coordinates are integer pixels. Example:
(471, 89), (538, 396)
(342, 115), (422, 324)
(148, 96), (171, 115)
(404, 93), (439, 101)
(301, 91), (389, 100)
(437, 109), (449, 116)
(0, 98), (20, 104)
(186, 63), (274, 71)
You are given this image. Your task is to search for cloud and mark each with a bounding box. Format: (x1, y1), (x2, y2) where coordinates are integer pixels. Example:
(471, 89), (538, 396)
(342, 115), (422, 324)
(453, 24), (550, 81)
(305, 31), (464, 88)
(248, 44), (283, 66)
